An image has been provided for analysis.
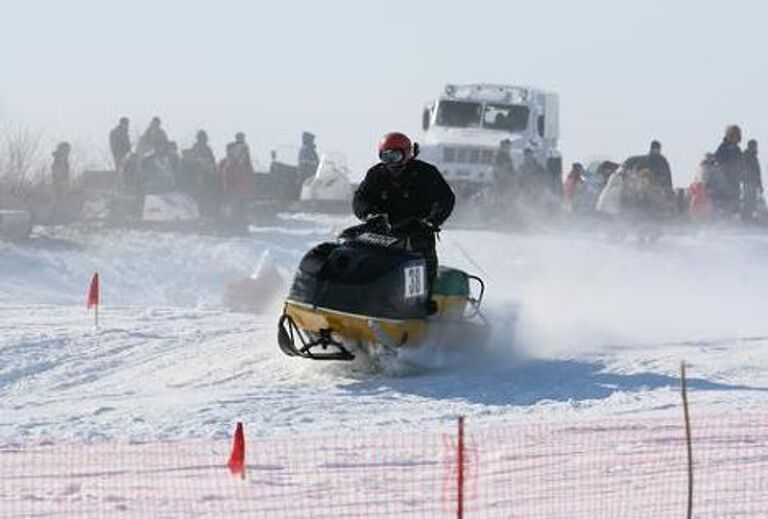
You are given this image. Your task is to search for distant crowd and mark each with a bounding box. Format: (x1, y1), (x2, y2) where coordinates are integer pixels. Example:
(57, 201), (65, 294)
(488, 123), (763, 225)
(49, 116), (321, 224)
(44, 119), (764, 228)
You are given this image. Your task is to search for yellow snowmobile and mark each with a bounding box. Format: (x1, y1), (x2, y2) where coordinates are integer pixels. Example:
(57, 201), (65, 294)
(277, 216), (487, 361)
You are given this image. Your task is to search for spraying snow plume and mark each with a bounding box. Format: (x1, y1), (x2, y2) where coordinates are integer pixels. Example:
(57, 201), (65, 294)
(223, 249), (286, 313)
(446, 230), (768, 356)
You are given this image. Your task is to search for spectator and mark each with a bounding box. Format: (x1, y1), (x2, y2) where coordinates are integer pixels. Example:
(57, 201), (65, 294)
(220, 134), (255, 228)
(269, 150), (279, 174)
(182, 130), (220, 215)
(714, 124), (743, 214)
(51, 142), (72, 223)
(51, 142), (71, 194)
(298, 131), (319, 183)
(138, 116), (169, 156)
(228, 132), (253, 170)
(109, 117), (131, 170)
(597, 161), (620, 184)
(579, 161), (613, 214)
(141, 141), (176, 194)
(168, 141), (180, 175)
(563, 162), (584, 210)
(742, 139), (763, 222)
(189, 130), (216, 166)
(690, 154), (720, 220)
(702, 153), (732, 214)
(492, 139), (517, 195)
(647, 140), (673, 192)
(518, 148), (548, 205)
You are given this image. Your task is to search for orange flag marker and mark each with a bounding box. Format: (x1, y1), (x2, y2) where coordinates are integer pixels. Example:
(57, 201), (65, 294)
(86, 272), (100, 327)
(227, 422), (246, 479)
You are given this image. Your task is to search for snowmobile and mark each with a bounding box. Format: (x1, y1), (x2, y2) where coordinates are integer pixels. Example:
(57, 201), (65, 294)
(277, 216), (488, 361)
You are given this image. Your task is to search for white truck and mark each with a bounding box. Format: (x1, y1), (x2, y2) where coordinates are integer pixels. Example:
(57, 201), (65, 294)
(419, 83), (561, 198)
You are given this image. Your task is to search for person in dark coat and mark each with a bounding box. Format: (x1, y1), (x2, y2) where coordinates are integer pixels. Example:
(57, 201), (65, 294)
(183, 130), (220, 215)
(714, 124), (743, 213)
(189, 130), (216, 166)
(518, 148), (548, 204)
(353, 132), (455, 293)
(51, 142), (71, 194)
(647, 140), (673, 192)
(226, 132), (254, 173)
(138, 116), (169, 156)
(51, 142), (72, 223)
(741, 139), (763, 222)
(168, 141), (180, 175)
(297, 131), (319, 183)
(180, 131), (215, 190)
(109, 117), (131, 170)
(492, 138), (518, 195)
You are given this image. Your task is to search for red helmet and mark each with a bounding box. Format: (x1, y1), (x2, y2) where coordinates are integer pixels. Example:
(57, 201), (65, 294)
(378, 132), (413, 165)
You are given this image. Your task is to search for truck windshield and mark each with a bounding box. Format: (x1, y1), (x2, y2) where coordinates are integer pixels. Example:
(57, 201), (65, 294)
(435, 101), (482, 128)
(482, 104), (529, 132)
(436, 101), (529, 132)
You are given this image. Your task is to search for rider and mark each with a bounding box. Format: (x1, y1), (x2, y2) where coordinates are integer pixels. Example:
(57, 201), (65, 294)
(353, 131), (455, 297)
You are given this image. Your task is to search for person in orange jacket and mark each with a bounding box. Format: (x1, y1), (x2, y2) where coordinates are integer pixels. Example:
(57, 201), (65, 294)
(563, 162), (585, 209)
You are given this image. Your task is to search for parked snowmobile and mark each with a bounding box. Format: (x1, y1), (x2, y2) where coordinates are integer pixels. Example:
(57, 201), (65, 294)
(277, 216), (488, 361)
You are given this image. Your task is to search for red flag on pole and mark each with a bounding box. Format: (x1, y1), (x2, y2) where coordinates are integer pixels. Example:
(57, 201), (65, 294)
(227, 422), (246, 479)
(86, 273), (99, 309)
(87, 272), (100, 328)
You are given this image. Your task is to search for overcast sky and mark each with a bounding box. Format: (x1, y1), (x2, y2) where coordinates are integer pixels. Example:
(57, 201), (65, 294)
(1, 0), (766, 183)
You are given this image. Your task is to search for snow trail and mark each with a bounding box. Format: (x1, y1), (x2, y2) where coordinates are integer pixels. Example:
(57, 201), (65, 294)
(2, 219), (768, 445)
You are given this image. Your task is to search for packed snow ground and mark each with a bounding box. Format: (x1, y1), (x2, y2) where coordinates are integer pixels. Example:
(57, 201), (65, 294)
(2, 217), (768, 446)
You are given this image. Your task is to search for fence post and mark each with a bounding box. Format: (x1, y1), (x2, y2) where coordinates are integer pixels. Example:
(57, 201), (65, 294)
(681, 362), (693, 519)
(457, 416), (465, 519)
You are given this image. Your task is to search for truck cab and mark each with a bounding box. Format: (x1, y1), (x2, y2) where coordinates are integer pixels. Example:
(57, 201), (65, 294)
(419, 84), (561, 198)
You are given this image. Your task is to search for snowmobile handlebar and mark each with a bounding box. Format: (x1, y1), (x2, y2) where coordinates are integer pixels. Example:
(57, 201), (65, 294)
(366, 214), (440, 234)
(340, 215), (440, 248)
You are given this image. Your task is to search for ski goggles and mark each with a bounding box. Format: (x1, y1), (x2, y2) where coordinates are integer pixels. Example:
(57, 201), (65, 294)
(379, 148), (405, 164)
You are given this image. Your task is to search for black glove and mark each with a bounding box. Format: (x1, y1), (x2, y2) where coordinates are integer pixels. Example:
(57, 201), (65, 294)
(392, 218), (439, 235)
(420, 218), (439, 232)
(425, 202), (443, 230)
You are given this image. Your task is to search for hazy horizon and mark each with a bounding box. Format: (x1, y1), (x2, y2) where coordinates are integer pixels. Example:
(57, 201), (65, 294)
(2, 0), (767, 184)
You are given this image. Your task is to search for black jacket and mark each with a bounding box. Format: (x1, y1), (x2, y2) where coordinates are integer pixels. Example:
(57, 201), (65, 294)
(353, 159), (455, 228)
(715, 139), (743, 189)
(298, 144), (319, 169)
(742, 150), (763, 192)
(51, 153), (70, 191)
(109, 126), (131, 163)
(646, 153), (672, 190)
(190, 142), (216, 166)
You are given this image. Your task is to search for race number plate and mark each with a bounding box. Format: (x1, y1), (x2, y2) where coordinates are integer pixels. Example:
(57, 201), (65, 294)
(404, 265), (426, 299)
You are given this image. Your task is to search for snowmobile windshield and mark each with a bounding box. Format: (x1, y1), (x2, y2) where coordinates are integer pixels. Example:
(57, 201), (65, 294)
(435, 101), (483, 129)
(482, 104), (529, 132)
